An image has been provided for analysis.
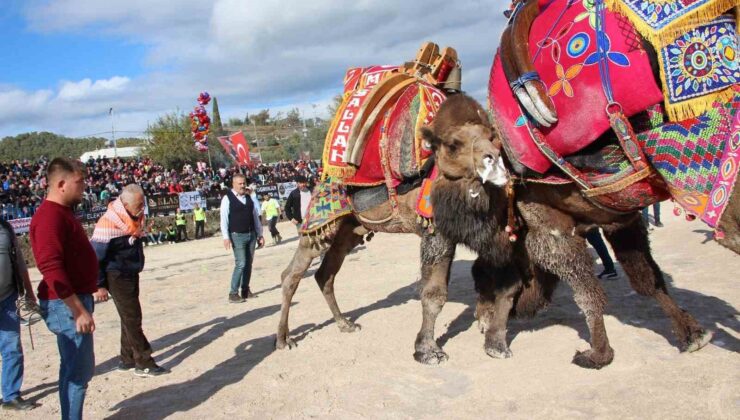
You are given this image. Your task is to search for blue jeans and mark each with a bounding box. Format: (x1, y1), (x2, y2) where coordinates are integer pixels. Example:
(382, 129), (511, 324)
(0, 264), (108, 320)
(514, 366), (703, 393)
(0, 292), (23, 402)
(39, 295), (95, 420)
(230, 232), (257, 296)
(641, 203), (661, 225)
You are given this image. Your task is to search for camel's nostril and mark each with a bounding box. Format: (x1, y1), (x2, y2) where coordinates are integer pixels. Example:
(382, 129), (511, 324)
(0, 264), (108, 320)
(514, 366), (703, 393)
(482, 154), (494, 162)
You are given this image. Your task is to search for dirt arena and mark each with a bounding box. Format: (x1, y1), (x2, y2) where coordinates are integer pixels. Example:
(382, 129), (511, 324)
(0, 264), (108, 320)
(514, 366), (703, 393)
(8, 211), (740, 419)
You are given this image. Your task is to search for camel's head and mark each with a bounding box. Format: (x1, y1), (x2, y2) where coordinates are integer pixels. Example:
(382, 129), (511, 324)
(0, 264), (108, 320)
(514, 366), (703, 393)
(421, 94), (508, 187)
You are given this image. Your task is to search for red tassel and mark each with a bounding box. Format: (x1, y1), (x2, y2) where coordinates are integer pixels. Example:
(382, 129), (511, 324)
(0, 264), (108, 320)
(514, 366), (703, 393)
(685, 214), (696, 221)
(509, 234), (518, 242)
(715, 230), (725, 240)
(673, 206), (682, 216)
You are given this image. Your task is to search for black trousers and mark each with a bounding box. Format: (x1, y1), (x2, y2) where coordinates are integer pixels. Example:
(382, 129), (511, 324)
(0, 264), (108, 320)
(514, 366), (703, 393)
(176, 225), (188, 241)
(268, 217), (280, 238)
(195, 220), (205, 239)
(107, 272), (156, 369)
(585, 229), (615, 272)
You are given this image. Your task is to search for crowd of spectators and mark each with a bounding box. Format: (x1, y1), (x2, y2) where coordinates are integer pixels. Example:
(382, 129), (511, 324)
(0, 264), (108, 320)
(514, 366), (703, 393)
(0, 155), (321, 221)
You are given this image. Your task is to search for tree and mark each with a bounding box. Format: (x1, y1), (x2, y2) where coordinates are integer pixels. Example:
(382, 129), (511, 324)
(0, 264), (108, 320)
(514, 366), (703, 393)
(327, 94), (344, 118)
(142, 112), (200, 169)
(253, 109), (270, 126)
(211, 97), (226, 137)
(0, 132), (106, 161)
(227, 117), (243, 126)
(243, 113), (251, 125)
(286, 108), (301, 127)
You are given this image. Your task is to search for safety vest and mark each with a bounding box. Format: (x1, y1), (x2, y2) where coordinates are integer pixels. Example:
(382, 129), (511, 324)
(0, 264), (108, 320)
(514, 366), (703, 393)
(175, 213), (186, 226)
(193, 208), (206, 222)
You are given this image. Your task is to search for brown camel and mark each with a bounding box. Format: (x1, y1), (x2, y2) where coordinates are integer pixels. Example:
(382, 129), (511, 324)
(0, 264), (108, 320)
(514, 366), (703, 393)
(276, 94), (509, 364)
(500, 0), (740, 255)
(423, 95), (713, 369)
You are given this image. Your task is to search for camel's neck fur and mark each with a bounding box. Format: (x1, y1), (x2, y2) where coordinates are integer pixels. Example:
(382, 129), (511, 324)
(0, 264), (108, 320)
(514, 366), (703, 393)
(432, 176), (513, 265)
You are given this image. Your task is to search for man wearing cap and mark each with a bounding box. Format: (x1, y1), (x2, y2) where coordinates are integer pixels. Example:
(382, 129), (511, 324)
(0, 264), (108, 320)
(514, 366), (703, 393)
(220, 174), (264, 303)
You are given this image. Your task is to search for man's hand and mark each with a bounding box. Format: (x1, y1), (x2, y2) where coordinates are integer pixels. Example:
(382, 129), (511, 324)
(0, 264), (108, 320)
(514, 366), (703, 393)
(223, 239), (232, 250)
(290, 219), (299, 225)
(93, 287), (109, 303)
(258, 236), (265, 248)
(74, 310), (96, 334)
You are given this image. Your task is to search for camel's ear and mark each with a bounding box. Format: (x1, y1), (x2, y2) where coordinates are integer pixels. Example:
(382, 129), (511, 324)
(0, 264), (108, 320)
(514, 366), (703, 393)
(420, 127), (442, 151)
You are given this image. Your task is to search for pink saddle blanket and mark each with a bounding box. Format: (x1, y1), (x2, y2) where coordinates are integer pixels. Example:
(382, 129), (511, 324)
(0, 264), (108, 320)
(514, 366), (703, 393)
(489, 0), (663, 173)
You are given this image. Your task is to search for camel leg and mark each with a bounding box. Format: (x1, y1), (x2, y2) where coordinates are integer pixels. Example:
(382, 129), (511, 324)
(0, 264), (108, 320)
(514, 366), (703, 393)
(603, 217), (711, 352)
(314, 222), (366, 332)
(276, 235), (323, 350)
(472, 257), (522, 359)
(716, 176), (740, 255)
(520, 203), (614, 369)
(414, 233), (456, 365)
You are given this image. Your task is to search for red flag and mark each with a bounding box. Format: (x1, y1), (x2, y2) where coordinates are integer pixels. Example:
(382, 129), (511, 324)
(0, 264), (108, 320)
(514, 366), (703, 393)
(218, 131), (251, 165)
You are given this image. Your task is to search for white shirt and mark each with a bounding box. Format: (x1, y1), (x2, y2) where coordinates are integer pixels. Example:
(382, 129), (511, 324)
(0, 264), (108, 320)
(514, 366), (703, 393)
(300, 190), (312, 219)
(220, 189), (263, 240)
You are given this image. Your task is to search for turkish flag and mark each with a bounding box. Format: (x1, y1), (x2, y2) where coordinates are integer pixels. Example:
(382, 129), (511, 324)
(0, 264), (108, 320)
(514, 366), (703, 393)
(218, 131), (251, 165)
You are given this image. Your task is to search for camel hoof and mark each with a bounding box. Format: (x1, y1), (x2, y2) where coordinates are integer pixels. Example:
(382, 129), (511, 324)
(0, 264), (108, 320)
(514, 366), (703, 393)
(275, 337), (297, 350)
(413, 350), (449, 365)
(485, 346), (513, 359)
(684, 330), (713, 353)
(572, 349), (613, 369)
(338, 321), (361, 333)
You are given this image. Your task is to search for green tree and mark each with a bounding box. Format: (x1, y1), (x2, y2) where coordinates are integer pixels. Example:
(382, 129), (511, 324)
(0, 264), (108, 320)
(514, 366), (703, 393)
(253, 109), (270, 125)
(142, 112), (200, 169)
(243, 113), (251, 125)
(286, 108), (301, 127)
(211, 97), (225, 137)
(0, 132), (106, 161)
(227, 117), (243, 126)
(327, 94), (344, 117)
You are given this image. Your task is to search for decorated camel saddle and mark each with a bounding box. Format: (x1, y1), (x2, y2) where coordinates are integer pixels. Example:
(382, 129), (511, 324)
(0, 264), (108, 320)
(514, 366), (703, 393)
(490, 0), (739, 223)
(301, 43), (461, 240)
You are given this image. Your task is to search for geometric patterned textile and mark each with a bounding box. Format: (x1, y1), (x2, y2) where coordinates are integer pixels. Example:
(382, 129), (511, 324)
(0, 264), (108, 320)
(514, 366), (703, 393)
(659, 14), (739, 120)
(636, 85), (740, 227)
(300, 177), (353, 237)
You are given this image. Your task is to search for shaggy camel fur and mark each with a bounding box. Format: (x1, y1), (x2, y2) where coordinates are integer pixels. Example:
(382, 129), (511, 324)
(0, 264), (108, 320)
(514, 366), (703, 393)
(424, 96), (712, 369)
(276, 94), (508, 364)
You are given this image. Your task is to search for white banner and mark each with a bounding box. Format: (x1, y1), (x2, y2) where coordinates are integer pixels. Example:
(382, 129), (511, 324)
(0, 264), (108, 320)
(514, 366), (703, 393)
(8, 217), (32, 234)
(277, 182), (298, 199)
(178, 191), (207, 211)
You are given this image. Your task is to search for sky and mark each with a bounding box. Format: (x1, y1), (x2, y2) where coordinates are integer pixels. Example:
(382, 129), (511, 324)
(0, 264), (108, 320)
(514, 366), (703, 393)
(0, 0), (508, 138)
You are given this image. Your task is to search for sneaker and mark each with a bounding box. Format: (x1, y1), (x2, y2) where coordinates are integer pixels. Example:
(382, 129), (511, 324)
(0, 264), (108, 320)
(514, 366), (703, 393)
(229, 294), (245, 303)
(597, 269), (618, 280)
(134, 365), (170, 377)
(2, 397), (39, 411)
(117, 362), (136, 372)
(654, 221), (664, 228)
(244, 289), (255, 299)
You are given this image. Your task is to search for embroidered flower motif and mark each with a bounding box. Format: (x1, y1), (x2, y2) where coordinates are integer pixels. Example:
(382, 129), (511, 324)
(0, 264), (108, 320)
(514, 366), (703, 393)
(574, 0), (597, 29)
(537, 21), (574, 63)
(548, 63), (584, 97)
(583, 32), (630, 66)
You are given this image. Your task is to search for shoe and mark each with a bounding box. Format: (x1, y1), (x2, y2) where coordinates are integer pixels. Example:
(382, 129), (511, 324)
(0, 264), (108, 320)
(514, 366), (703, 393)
(654, 221), (664, 227)
(229, 294), (245, 303)
(134, 365), (170, 377)
(117, 362), (135, 372)
(2, 397), (39, 411)
(244, 289), (255, 299)
(276, 234), (282, 244)
(597, 269), (618, 280)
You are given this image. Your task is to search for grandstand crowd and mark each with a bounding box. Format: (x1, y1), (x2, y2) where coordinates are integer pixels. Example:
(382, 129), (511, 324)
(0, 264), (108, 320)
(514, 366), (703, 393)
(0, 156), (321, 221)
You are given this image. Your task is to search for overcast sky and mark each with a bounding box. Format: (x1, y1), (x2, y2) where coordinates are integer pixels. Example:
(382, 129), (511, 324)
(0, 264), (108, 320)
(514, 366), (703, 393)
(0, 0), (508, 138)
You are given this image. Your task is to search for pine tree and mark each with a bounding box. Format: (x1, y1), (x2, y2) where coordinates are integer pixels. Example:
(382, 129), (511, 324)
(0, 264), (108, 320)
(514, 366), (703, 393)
(211, 97), (225, 137)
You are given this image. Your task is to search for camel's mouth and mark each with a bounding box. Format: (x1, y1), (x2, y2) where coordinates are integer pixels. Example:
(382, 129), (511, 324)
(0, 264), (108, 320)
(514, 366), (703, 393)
(477, 156), (509, 187)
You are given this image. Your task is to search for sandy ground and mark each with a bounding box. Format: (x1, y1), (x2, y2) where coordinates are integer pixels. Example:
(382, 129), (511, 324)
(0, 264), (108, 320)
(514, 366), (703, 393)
(7, 211), (740, 419)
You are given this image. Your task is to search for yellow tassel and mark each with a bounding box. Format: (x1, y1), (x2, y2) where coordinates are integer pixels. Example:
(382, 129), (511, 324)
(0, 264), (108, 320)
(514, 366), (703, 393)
(606, 0), (738, 48)
(663, 87), (736, 122)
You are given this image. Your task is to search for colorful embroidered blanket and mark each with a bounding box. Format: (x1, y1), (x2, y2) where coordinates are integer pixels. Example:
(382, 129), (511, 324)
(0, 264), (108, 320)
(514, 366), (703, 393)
(300, 178), (353, 237)
(90, 198), (145, 243)
(489, 0), (664, 173)
(636, 86), (740, 227)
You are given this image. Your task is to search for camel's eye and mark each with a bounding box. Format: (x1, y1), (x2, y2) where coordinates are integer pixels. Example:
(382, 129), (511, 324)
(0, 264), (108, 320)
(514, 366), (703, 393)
(446, 139), (462, 155)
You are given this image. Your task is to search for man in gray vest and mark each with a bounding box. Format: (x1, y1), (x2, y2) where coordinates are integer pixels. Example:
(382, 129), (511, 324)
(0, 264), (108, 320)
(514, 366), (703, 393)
(220, 174), (264, 303)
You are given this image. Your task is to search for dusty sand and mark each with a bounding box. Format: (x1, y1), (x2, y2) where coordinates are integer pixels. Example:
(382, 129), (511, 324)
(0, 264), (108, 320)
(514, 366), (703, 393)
(8, 211), (740, 419)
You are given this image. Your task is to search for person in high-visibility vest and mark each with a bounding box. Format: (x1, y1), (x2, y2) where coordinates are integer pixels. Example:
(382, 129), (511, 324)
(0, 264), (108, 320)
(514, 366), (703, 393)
(175, 209), (188, 242)
(165, 224), (177, 244)
(193, 203), (207, 239)
(262, 194), (282, 245)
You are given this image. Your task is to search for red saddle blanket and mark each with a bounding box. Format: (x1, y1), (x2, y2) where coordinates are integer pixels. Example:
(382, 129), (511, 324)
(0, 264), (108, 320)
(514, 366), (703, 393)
(489, 0), (664, 173)
(345, 81), (444, 186)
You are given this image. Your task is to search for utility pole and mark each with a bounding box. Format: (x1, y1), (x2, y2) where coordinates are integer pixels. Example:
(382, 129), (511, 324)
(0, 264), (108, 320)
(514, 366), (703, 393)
(110, 107), (117, 157)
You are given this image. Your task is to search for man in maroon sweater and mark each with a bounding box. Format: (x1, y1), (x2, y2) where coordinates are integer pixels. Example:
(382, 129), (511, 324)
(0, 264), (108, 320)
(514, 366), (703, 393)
(30, 157), (97, 420)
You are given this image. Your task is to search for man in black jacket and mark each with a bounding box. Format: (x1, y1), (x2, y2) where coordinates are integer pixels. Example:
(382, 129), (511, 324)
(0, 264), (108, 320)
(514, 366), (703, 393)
(284, 176), (312, 232)
(91, 185), (169, 378)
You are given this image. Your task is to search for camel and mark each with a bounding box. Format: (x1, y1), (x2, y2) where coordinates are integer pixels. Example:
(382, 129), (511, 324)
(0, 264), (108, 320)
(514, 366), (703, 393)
(276, 94), (509, 365)
(424, 95), (713, 369)
(499, 0), (740, 255)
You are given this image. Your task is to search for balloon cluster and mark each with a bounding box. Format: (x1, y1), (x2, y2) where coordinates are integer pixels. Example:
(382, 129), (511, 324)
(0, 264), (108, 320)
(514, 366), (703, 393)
(190, 91), (211, 152)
